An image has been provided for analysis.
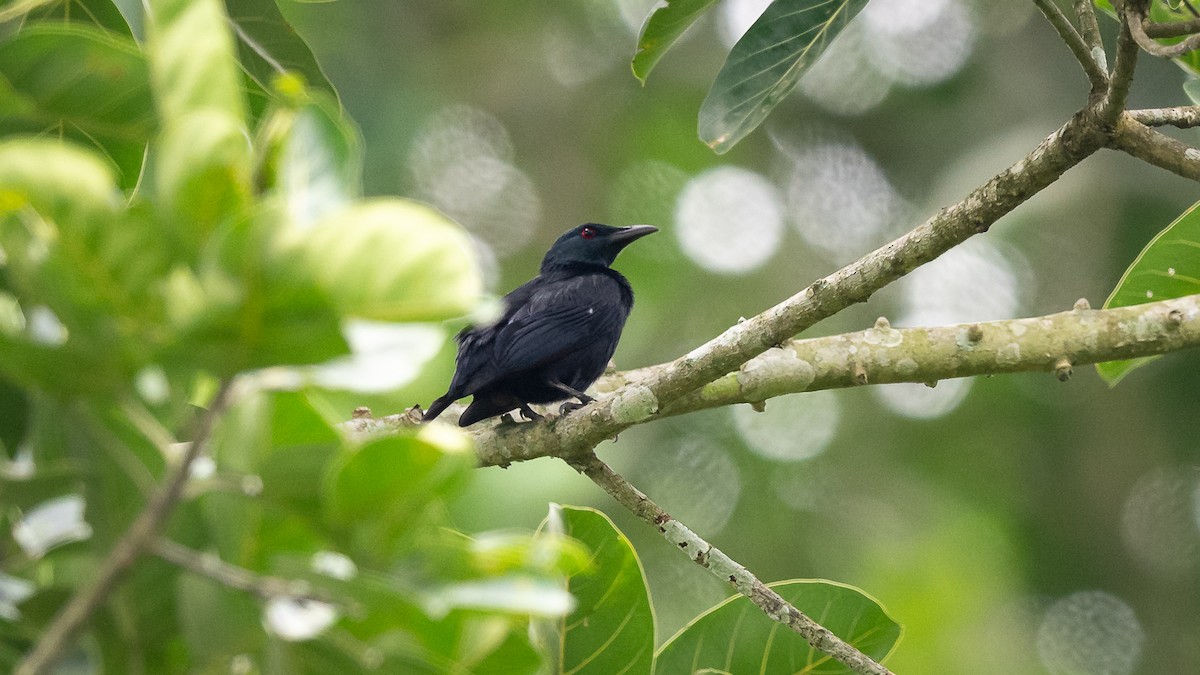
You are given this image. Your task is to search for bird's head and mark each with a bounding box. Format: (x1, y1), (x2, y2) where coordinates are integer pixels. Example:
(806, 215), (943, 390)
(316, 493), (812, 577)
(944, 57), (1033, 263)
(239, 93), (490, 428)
(540, 223), (658, 271)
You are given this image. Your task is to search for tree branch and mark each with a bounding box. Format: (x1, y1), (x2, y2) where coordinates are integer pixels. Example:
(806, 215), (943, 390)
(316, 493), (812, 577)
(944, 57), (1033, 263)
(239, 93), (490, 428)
(568, 451), (895, 675)
(1035, 0), (1109, 90)
(1128, 105), (1200, 128)
(1128, 7), (1200, 57)
(1102, 4), (1140, 122)
(16, 380), (236, 675)
(1074, 0), (1105, 53)
(355, 293), (1200, 463)
(153, 538), (338, 605)
(1144, 16), (1200, 38)
(1111, 112), (1200, 181)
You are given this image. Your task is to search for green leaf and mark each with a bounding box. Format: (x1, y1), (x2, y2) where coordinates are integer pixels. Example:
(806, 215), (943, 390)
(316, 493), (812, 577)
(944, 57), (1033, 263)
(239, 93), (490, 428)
(0, 138), (169, 352)
(226, 0), (338, 97)
(1098, 199), (1200, 384)
(163, 202), (351, 372)
(535, 505), (655, 675)
(322, 428), (474, 554)
(146, 0), (247, 123)
(698, 0), (868, 153)
(631, 0), (719, 84)
(283, 199), (482, 322)
(154, 110), (253, 250)
(276, 93), (362, 227)
(655, 579), (902, 674)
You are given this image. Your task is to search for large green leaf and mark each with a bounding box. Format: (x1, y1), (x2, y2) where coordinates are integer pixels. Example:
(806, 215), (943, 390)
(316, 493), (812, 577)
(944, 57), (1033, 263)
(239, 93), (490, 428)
(275, 92), (362, 227)
(1098, 199), (1200, 384)
(284, 199), (482, 322)
(631, 0), (719, 84)
(163, 203), (350, 372)
(322, 428), (474, 557)
(698, 0), (868, 153)
(153, 110), (253, 249)
(227, 0), (337, 96)
(535, 505), (655, 675)
(0, 138), (168, 363)
(655, 579), (902, 674)
(146, 0), (247, 123)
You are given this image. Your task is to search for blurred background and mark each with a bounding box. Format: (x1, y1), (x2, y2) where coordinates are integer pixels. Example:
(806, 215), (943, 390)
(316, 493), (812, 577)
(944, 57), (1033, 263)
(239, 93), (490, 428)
(280, 1), (1200, 672)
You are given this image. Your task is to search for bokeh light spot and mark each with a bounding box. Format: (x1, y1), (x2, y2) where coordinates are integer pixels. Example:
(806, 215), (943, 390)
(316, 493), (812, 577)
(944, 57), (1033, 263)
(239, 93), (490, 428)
(408, 105), (540, 256)
(896, 236), (1025, 326)
(675, 166), (783, 274)
(1120, 466), (1200, 575)
(633, 435), (742, 535)
(1036, 590), (1144, 675)
(861, 0), (975, 87)
(875, 379), (972, 420)
(732, 391), (840, 462)
(786, 139), (907, 263)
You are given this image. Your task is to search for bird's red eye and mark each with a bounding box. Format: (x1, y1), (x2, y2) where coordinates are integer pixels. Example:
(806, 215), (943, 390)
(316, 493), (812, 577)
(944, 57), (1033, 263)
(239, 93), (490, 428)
(580, 226), (596, 240)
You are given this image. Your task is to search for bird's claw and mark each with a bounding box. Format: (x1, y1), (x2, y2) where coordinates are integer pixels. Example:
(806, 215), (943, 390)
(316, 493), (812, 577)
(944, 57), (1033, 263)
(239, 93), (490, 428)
(559, 401), (586, 416)
(519, 406), (545, 422)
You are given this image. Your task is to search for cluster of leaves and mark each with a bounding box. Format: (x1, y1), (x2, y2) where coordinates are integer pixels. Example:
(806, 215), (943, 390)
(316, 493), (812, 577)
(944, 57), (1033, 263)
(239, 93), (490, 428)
(0, 0), (903, 672)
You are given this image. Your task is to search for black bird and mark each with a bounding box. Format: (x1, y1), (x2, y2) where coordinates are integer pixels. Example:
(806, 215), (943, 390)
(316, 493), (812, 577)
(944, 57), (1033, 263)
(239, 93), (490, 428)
(423, 223), (657, 427)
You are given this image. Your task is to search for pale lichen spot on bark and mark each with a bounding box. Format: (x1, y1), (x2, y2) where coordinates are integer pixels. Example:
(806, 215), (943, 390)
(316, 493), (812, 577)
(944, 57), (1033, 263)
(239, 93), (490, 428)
(998, 342), (1021, 365)
(863, 323), (903, 348)
(610, 384), (659, 425)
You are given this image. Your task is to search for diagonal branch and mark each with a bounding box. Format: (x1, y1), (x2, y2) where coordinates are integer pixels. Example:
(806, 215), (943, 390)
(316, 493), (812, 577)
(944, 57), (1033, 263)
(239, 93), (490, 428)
(1128, 7), (1200, 57)
(568, 451), (896, 675)
(16, 380), (236, 675)
(1035, 0), (1109, 90)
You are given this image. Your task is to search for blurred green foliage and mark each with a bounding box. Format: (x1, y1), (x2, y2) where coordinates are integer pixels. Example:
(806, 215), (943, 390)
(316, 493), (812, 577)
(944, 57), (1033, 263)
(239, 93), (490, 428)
(1, 0), (1200, 674)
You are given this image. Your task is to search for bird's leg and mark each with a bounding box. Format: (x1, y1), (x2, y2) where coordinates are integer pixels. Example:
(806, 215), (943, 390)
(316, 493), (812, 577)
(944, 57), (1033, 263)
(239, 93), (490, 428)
(518, 403), (544, 422)
(549, 381), (593, 405)
(549, 381), (595, 416)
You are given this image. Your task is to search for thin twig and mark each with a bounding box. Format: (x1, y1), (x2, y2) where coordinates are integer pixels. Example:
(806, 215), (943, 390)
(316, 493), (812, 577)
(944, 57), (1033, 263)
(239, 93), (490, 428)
(569, 451), (896, 675)
(1128, 105), (1200, 127)
(16, 379), (236, 675)
(1111, 112), (1200, 181)
(1102, 4), (1141, 123)
(1035, 0), (1108, 90)
(1129, 9), (1200, 57)
(1144, 16), (1200, 37)
(153, 538), (338, 604)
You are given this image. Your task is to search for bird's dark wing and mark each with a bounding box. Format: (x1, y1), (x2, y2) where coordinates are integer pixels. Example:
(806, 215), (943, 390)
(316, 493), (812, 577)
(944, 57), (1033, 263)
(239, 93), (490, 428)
(490, 273), (627, 377)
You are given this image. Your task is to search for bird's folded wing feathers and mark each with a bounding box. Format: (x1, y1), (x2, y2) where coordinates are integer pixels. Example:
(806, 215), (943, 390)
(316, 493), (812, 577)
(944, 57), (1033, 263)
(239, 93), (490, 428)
(492, 277), (624, 375)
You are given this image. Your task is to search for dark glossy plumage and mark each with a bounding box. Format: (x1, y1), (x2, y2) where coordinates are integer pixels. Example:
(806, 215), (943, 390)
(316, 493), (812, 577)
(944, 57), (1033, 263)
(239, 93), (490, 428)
(423, 223), (657, 426)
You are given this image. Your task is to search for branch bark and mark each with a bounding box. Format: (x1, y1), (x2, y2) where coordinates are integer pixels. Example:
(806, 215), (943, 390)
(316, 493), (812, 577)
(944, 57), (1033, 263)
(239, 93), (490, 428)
(569, 451), (896, 675)
(355, 294), (1200, 464)
(1129, 105), (1200, 128)
(1111, 112), (1200, 181)
(16, 380), (235, 675)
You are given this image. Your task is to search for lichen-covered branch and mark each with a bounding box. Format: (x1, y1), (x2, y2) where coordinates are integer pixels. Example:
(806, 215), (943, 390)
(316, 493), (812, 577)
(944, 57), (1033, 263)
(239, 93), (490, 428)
(657, 294), (1200, 415)
(569, 451), (896, 675)
(350, 294), (1200, 466)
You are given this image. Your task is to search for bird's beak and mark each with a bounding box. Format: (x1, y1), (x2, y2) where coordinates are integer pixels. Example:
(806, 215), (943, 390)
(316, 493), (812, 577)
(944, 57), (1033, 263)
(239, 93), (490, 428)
(610, 224), (658, 245)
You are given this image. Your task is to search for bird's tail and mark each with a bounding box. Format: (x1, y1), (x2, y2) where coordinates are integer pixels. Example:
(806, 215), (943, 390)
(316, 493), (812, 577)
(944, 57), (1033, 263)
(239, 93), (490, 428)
(422, 394), (455, 422)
